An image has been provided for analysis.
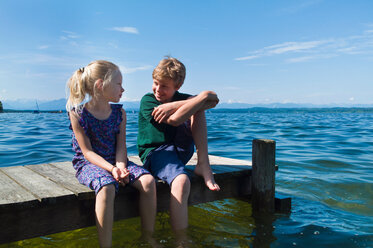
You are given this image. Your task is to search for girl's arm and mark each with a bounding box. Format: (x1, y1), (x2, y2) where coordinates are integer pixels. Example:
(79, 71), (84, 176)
(115, 109), (130, 184)
(116, 109), (128, 168)
(70, 111), (129, 182)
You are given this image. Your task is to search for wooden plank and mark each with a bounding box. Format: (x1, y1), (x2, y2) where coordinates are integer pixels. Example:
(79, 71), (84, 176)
(0, 170), (38, 207)
(275, 193), (292, 213)
(211, 164), (249, 173)
(50, 161), (76, 174)
(128, 155), (143, 166)
(0, 195), (93, 245)
(208, 154), (251, 166)
(49, 161), (95, 199)
(252, 139), (276, 213)
(0, 155), (258, 245)
(26, 163), (93, 199)
(185, 164), (249, 175)
(0, 166), (75, 203)
(188, 167), (251, 206)
(190, 153), (277, 171)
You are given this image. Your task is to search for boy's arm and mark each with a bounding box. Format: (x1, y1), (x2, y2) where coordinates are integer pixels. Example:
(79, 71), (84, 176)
(153, 91), (219, 126)
(152, 99), (188, 123)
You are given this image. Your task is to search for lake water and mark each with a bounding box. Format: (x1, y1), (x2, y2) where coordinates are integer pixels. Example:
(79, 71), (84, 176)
(0, 111), (372, 247)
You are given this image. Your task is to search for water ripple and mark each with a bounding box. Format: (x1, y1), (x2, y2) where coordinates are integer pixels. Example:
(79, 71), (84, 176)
(1, 111), (372, 246)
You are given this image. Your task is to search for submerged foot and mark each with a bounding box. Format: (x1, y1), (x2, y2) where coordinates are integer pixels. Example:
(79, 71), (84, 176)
(141, 231), (162, 248)
(194, 164), (220, 191)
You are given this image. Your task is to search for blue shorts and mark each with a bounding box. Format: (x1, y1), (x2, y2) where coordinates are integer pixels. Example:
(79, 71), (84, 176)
(144, 122), (194, 185)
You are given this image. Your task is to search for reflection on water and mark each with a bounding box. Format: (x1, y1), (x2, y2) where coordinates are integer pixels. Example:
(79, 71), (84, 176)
(3, 198), (278, 247)
(3, 198), (372, 247)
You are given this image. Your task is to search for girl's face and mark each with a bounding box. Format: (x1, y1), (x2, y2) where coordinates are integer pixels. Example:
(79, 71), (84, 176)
(102, 72), (124, 103)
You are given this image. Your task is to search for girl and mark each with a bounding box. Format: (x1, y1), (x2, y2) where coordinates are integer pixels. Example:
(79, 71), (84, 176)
(66, 60), (156, 247)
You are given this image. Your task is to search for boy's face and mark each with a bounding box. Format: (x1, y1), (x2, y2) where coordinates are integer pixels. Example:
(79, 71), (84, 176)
(152, 78), (180, 103)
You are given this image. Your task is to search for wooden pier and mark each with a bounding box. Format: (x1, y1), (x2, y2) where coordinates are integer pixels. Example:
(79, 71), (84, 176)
(0, 139), (290, 244)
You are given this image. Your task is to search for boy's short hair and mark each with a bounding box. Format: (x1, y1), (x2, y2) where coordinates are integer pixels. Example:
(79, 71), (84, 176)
(152, 57), (186, 87)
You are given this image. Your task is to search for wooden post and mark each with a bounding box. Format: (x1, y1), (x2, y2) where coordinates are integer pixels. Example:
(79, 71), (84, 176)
(252, 139), (275, 213)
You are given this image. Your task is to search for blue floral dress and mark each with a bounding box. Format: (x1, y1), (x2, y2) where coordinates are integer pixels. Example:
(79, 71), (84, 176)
(70, 104), (149, 194)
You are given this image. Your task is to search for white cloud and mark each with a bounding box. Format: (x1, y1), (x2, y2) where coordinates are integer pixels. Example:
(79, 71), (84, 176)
(38, 45), (49, 50)
(110, 27), (139, 34)
(61, 31), (79, 39)
(108, 42), (118, 49)
(279, 0), (323, 14)
(349, 97), (355, 101)
(286, 56), (315, 63)
(235, 55), (260, 61)
(337, 46), (359, 53)
(227, 99), (246, 104)
(60, 31), (80, 42)
(235, 28), (373, 62)
(121, 96), (140, 101)
(120, 65), (152, 74)
(222, 86), (240, 90)
(235, 40), (330, 61)
(266, 40), (329, 54)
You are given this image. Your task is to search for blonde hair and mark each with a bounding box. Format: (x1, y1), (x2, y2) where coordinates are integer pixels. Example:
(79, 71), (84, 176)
(66, 60), (120, 112)
(152, 57), (186, 87)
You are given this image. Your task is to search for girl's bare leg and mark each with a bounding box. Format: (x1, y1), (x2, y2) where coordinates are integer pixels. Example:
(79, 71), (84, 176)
(95, 184), (116, 248)
(191, 110), (220, 191)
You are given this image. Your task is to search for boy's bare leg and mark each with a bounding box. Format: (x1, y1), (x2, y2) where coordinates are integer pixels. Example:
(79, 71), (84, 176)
(191, 110), (220, 191)
(95, 184), (115, 248)
(132, 174), (158, 247)
(132, 174), (157, 233)
(170, 174), (190, 231)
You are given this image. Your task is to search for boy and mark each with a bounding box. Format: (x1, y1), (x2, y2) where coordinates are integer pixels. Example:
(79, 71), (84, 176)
(137, 57), (220, 231)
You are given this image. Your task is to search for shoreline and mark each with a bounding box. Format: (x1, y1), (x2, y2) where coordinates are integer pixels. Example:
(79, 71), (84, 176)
(1, 110), (65, 113)
(2, 107), (373, 114)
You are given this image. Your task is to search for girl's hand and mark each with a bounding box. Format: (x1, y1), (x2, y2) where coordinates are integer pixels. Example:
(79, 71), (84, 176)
(152, 103), (176, 123)
(111, 167), (130, 185)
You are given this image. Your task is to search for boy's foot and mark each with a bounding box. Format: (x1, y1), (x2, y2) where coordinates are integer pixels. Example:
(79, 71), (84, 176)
(141, 231), (161, 248)
(194, 164), (220, 191)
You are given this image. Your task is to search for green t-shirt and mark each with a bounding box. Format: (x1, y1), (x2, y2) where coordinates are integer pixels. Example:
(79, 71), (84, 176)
(137, 91), (191, 163)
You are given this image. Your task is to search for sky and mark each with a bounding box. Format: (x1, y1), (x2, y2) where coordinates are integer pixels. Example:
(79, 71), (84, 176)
(0, 0), (372, 105)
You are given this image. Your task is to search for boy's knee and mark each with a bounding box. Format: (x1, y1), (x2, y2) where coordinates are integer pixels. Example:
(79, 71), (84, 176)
(171, 174), (190, 196)
(192, 109), (205, 119)
(141, 174), (156, 193)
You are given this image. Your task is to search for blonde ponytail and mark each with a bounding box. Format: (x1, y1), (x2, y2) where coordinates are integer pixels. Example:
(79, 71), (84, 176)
(65, 60), (120, 113)
(66, 69), (87, 112)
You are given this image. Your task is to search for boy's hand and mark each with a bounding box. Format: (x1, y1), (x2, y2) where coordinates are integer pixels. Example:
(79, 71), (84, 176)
(112, 167), (130, 185)
(200, 91), (219, 110)
(152, 103), (177, 123)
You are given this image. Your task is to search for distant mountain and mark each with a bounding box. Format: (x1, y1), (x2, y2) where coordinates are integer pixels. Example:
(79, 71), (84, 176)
(216, 102), (373, 109)
(2, 99), (67, 111)
(2, 99), (373, 111)
(38, 99), (67, 111)
(121, 101), (140, 110)
(2, 99), (141, 111)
